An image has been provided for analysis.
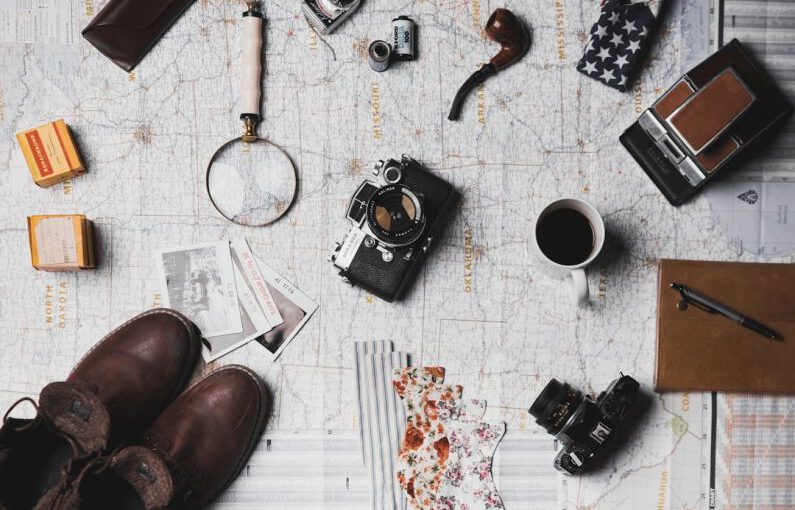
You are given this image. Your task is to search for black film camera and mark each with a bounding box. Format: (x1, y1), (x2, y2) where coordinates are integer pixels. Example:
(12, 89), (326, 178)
(529, 374), (640, 475)
(329, 156), (457, 302)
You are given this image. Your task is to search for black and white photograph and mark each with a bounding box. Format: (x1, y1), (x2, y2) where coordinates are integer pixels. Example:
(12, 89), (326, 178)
(253, 256), (318, 361)
(201, 264), (273, 362)
(157, 242), (242, 338)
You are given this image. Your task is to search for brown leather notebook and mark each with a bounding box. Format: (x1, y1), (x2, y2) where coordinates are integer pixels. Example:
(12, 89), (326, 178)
(656, 259), (795, 393)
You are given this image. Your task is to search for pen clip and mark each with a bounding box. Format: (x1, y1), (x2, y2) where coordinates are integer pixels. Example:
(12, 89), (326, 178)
(686, 298), (716, 314)
(673, 287), (716, 314)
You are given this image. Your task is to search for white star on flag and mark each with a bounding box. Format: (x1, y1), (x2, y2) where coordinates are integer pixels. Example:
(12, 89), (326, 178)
(577, 1), (658, 91)
(582, 60), (598, 75)
(594, 24), (608, 38)
(600, 68), (616, 82)
(596, 46), (612, 61)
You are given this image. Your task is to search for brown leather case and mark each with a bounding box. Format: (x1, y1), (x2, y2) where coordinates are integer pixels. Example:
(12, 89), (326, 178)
(82, 0), (196, 71)
(656, 259), (795, 393)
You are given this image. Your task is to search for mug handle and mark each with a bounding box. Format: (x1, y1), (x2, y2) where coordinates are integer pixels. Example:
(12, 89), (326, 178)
(570, 269), (589, 307)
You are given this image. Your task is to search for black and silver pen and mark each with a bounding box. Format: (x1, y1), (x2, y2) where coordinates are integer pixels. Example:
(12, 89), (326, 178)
(671, 282), (782, 341)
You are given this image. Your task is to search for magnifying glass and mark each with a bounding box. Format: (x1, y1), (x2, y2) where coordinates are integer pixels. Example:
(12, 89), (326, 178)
(206, 0), (298, 227)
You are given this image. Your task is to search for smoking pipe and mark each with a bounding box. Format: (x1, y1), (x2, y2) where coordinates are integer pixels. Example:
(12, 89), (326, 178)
(448, 8), (530, 121)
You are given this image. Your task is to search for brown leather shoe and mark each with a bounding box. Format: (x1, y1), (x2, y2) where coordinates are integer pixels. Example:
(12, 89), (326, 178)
(0, 309), (200, 509)
(42, 365), (271, 510)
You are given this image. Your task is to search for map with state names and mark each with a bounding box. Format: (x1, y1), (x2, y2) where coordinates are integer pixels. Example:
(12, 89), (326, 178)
(1, 0), (790, 508)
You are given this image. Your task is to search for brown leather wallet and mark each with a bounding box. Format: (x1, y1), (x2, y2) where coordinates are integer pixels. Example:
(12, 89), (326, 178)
(82, 0), (196, 71)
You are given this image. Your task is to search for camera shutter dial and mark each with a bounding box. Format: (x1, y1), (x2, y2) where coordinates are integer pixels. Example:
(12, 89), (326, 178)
(383, 165), (402, 183)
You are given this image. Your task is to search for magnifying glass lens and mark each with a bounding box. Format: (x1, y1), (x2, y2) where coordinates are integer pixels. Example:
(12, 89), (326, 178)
(207, 138), (297, 226)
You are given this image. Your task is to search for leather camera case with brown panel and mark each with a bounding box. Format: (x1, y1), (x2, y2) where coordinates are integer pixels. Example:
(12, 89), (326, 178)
(620, 39), (792, 206)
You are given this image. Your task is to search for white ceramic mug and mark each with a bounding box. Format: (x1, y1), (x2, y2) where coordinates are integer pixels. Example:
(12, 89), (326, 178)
(532, 198), (605, 306)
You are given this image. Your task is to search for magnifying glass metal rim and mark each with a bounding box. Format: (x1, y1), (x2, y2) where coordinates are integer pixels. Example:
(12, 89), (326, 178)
(205, 134), (299, 228)
(204, 1), (299, 228)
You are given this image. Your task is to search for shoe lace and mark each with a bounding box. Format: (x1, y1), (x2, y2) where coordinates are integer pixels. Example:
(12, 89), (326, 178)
(3, 397), (82, 460)
(40, 449), (122, 510)
(45, 447), (177, 510)
(2, 397), (39, 430)
(4, 397), (106, 510)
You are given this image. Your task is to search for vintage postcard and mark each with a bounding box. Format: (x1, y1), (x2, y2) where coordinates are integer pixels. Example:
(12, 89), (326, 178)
(201, 265), (272, 362)
(231, 239), (284, 328)
(253, 256), (318, 361)
(156, 242), (242, 337)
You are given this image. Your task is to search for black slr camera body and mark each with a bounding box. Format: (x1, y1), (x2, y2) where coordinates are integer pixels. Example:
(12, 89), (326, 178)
(329, 156), (457, 302)
(529, 374), (639, 475)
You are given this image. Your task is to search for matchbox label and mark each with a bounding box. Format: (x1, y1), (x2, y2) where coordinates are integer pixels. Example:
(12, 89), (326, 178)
(25, 130), (53, 177)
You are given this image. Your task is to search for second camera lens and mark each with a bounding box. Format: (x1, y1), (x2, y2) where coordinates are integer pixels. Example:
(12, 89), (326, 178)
(529, 379), (584, 435)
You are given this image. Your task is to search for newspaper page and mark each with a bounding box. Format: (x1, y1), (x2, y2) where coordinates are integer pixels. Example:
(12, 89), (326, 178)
(705, 0), (795, 257)
(679, 3), (795, 509)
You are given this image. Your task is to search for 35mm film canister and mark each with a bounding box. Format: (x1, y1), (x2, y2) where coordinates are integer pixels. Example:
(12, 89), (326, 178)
(368, 40), (392, 72)
(392, 16), (416, 61)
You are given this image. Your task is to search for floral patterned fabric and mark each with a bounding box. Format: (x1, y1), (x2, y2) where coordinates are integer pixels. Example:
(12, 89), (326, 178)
(392, 367), (505, 510)
(393, 368), (463, 509)
(393, 368), (490, 510)
(392, 367), (449, 399)
(434, 421), (506, 510)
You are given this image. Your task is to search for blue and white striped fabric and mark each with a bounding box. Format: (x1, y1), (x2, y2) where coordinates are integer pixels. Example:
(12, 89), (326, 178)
(354, 341), (409, 510)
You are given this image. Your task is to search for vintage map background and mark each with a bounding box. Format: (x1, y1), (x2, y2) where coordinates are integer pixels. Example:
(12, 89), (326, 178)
(1, 0), (792, 508)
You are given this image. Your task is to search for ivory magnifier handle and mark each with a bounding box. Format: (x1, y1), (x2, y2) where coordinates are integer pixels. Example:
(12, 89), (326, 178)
(240, 3), (263, 118)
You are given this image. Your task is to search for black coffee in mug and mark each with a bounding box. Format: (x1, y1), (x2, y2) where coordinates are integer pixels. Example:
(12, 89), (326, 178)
(536, 208), (594, 266)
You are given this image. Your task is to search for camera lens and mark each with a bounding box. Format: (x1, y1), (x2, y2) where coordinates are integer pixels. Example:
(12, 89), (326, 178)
(366, 184), (425, 246)
(529, 379), (584, 435)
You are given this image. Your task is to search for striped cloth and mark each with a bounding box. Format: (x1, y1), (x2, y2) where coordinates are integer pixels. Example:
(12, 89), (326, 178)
(354, 341), (409, 510)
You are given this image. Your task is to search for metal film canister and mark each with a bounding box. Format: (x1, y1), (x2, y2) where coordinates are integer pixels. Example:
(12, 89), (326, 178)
(368, 40), (392, 72)
(391, 15), (416, 61)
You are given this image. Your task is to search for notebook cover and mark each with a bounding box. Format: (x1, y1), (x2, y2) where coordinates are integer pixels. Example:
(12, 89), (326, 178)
(655, 259), (795, 393)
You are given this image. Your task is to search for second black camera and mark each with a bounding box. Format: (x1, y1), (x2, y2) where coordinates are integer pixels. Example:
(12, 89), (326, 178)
(529, 374), (640, 475)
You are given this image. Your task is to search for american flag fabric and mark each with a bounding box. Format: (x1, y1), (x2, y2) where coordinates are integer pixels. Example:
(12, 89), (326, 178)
(577, 0), (663, 92)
